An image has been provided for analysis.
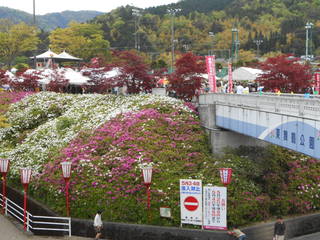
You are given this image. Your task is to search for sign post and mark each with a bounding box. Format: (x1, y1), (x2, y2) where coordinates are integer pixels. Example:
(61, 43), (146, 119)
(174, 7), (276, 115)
(205, 56), (217, 93)
(180, 179), (202, 226)
(203, 186), (227, 230)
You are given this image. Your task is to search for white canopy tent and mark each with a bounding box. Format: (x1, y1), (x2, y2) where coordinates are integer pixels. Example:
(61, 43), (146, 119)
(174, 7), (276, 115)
(222, 67), (263, 82)
(32, 49), (82, 69)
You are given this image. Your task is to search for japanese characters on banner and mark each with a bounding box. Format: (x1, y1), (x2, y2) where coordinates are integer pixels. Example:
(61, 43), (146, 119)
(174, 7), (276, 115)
(315, 73), (320, 93)
(180, 179), (202, 225)
(203, 186), (227, 230)
(205, 56), (217, 93)
(228, 62), (233, 93)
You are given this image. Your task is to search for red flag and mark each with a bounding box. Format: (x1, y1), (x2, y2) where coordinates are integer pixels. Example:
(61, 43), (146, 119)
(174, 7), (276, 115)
(205, 56), (217, 93)
(228, 62), (233, 93)
(315, 73), (320, 94)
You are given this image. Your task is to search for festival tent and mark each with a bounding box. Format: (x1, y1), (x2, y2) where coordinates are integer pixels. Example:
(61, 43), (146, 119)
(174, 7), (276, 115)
(58, 51), (82, 61)
(222, 67), (263, 82)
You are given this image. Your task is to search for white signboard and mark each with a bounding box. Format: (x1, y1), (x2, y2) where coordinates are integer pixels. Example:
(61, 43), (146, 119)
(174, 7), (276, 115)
(180, 179), (202, 225)
(203, 186), (227, 230)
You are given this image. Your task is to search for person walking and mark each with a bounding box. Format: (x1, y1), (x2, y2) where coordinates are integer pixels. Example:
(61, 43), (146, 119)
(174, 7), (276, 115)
(228, 225), (247, 240)
(273, 216), (286, 240)
(93, 210), (103, 240)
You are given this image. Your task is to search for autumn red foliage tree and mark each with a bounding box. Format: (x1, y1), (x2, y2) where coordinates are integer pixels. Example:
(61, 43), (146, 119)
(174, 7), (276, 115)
(112, 50), (155, 94)
(46, 70), (70, 92)
(257, 55), (312, 93)
(10, 70), (40, 91)
(0, 70), (9, 86)
(168, 52), (206, 101)
(82, 65), (114, 93)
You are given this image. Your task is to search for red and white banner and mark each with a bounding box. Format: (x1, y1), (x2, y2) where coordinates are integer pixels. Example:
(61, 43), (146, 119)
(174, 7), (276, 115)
(315, 73), (320, 94)
(180, 179), (202, 225)
(203, 186), (227, 230)
(228, 62), (233, 93)
(205, 55), (217, 93)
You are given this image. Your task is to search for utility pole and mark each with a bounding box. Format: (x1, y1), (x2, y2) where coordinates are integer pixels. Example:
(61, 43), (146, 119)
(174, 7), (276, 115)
(305, 22), (313, 61)
(132, 8), (141, 51)
(167, 8), (181, 73)
(253, 39), (263, 58)
(208, 32), (214, 55)
(33, 0), (37, 69)
(231, 28), (239, 62)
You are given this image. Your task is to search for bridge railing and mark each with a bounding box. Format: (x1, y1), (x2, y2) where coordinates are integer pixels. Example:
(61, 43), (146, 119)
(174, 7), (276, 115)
(199, 93), (320, 120)
(0, 192), (71, 237)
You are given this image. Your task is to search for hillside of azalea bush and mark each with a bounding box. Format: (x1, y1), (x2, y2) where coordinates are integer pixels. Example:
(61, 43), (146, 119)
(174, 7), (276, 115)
(1, 91), (320, 227)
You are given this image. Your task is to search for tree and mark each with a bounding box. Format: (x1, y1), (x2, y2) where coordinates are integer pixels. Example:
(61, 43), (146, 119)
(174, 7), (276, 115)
(10, 70), (40, 91)
(46, 70), (70, 93)
(0, 22), (39, 67)
(168, 52), (206, 101)
(112, 50), (155, 94)
(257, 55), (312, 93)
(49, 22), (110, 61)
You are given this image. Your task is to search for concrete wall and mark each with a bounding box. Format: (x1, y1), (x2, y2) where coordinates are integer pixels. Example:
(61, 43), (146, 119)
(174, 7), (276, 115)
(71, 213), (320, 240)
(3, 184), (320, 239)
(198, 103), (267, 154)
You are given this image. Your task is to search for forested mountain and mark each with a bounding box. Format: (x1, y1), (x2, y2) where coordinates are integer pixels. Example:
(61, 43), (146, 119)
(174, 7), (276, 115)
(2, 0), (320, 67)
(0, 7), (103, 30)
(90, 0), (320, 61)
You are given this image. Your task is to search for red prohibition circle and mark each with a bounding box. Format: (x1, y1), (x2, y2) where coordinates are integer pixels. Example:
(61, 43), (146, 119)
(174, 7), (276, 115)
(184, 196), (199, 211)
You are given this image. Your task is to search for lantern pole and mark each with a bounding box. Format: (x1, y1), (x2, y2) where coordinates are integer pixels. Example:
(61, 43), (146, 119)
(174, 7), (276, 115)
(219, 168), (233, 186)
(0, 159), (9, 215)
(20, 168), (32, 231)
(141, 166), (153, 221)
(61, 162), (72, 217)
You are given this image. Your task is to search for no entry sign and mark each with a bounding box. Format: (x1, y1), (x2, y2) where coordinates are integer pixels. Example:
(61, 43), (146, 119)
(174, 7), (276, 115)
(180, 179), (202, 225)
(184, 196), (199, 211)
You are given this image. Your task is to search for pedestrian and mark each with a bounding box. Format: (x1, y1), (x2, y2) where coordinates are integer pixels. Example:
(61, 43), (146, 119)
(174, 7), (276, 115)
(93, 210), (103, 240)
(228, 225), (247, 240)
(273, 216), (286, 240)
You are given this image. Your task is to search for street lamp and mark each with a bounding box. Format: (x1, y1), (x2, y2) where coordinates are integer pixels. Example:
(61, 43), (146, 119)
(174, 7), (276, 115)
(61, 161), (72, 217)
(219, 168), (233, 186)
(0, 159), (9, 214)
(253, 39), (263, 58)
(209, 32), (214, 55)
(167, 8), (181, 73)
(20, 168), (32, 231)
(305, 22), (313, 61)
(141, 166), (153, 210)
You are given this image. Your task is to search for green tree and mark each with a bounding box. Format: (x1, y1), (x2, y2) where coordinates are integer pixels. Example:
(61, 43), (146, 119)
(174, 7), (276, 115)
(0, 22), (39, 67)
(49, 22), (110, 60)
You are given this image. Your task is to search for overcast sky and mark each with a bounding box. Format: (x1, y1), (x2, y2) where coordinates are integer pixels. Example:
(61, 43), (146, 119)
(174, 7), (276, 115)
(0, 0), (180, 15)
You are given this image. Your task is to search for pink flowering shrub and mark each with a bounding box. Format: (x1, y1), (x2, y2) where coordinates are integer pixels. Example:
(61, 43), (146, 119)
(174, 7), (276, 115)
(0, 91), (34, 127)
(36, 105), (212, 223)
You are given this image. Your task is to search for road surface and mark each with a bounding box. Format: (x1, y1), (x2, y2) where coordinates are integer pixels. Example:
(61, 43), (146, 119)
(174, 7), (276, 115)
(0, 214), (91, 240)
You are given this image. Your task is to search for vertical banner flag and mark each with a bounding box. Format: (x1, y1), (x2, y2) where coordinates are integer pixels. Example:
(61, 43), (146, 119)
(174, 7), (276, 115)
(180, 179), (202, 225)
(315, 73), (320, 94)
(203, 186), (227, 230)
(228, 62), (233, 93)
(205, 55), (217, 93)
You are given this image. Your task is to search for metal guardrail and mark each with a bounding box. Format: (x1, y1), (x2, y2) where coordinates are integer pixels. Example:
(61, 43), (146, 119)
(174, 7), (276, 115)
(199, 93), (320, 120)
(0, 192), (71, 237)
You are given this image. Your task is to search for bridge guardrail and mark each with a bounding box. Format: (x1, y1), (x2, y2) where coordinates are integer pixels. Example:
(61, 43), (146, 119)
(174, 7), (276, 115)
(0, 192), (71, 236)
(199, 93), (320, 120)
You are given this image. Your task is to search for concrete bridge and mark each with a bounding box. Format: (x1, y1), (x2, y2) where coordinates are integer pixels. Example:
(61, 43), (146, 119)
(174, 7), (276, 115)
(198, 93), (320, 159)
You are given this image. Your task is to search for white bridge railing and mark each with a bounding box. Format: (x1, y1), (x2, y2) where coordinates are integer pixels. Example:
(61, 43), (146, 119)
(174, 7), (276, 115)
(199, 93), (320, 120)
(0, 192), (71, 237)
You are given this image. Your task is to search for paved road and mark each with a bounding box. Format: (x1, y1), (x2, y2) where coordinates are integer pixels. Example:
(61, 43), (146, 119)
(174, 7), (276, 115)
(0, 214), (91, 240)
(289, 232), (320, 240)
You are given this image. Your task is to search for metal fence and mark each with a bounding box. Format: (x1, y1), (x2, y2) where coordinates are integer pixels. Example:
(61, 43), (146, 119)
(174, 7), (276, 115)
(0, 192), (71, 236)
